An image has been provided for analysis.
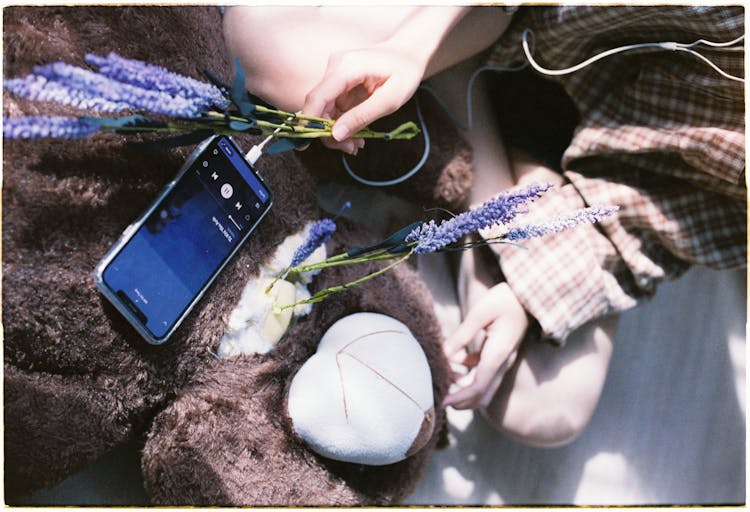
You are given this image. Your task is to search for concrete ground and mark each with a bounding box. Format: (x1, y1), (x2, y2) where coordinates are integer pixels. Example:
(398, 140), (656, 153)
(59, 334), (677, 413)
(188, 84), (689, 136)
(10, 186), (746, 506)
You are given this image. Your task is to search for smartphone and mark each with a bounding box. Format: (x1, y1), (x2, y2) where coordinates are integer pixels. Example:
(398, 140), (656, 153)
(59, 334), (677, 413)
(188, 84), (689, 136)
(95, 135), (273, 345)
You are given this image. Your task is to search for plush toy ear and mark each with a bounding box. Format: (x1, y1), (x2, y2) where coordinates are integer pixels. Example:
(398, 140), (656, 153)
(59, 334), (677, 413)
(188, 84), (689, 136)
(2, 6), (321, 499)
(297, 91), (474, 211)
(140, 220), (451, 506)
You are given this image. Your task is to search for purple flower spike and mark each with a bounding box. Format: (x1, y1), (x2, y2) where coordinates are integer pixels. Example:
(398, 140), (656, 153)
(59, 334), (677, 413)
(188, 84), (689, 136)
(291, 219), (337, 267)
(32, 62), (206, 117)
(406, 182), (553, 254)
(3, 116), (99, 140)
(85, 52), (228, 109)
(4, 75), (134, 113)
(505, 205), (620, 241)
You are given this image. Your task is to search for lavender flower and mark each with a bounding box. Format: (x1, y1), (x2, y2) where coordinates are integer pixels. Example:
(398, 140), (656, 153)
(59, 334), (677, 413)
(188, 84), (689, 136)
(3, 116), (99, 140)
(5, 61), (212, 117)
(85, 52), (228, 108)
(505, 205), (619, 241)
(4, 75), (133, 112)
(32, 62), (206, 117)
(291, 219), (337, 268)
(406, 182), (552, 254)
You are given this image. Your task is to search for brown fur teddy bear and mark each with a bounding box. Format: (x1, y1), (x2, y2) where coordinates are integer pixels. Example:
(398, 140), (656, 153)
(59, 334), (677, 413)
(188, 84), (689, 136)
(3, 6), (471, 506)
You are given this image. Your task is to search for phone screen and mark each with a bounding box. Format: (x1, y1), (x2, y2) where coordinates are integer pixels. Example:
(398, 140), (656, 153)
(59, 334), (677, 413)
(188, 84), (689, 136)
(98, 136), (272, 343)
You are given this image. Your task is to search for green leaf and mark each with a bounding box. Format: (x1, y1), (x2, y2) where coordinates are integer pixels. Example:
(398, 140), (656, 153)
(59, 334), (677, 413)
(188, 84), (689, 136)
(229, 119), (256, 132)
(202, 68), (230, 97)
(230, 57), (256, 118)
(267, 137), (309, 154)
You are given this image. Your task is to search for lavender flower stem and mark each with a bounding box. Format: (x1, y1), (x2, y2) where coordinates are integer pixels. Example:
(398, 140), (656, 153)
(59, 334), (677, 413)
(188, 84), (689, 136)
(253, 105), (333, 126)
(252, 118), (418, 139)
(288, 249), (403, 275)
(105, 112), (415, 141)
(504, 205), (619, 241)
(85, 52), (225, 105)
(406, 183), (553, 254)
(277, 252), (412, 313)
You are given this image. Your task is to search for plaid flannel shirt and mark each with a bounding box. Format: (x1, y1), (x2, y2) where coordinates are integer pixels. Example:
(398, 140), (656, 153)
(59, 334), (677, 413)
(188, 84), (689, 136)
(484, 6), (746, 343)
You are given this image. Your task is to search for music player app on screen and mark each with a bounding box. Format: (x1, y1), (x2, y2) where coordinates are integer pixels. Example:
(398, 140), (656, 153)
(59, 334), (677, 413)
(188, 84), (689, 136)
(97, 136), (272, 343)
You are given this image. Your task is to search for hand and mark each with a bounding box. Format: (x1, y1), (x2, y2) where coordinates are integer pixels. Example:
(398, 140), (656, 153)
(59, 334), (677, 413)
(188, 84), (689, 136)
(301, 45), (426, 154)
(443, 282), (529, 410)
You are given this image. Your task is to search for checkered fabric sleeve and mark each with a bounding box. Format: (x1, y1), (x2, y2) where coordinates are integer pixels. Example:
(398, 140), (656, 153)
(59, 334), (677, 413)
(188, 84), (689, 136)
(483, 5), (746, 343)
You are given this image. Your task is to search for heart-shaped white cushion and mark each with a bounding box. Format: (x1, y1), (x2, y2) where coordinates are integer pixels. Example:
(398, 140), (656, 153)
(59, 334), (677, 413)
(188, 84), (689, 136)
(287, 312), (435, 465)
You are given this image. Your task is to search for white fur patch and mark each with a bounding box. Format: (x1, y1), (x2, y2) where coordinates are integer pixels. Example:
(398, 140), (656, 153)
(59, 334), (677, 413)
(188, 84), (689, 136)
(217, 222), (326, 358)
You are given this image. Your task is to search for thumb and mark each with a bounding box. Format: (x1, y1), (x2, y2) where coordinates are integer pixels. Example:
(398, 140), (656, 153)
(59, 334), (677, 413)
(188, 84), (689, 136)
(331, 78), (406, 141)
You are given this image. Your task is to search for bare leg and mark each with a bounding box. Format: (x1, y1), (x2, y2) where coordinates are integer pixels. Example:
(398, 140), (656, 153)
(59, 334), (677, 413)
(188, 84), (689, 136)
(482, 315), (618, 447)
(223, 6), (417, 111)
(222, 6), (512, 111)
(454, 143), (619, 446)
(426, 56), (515, 358)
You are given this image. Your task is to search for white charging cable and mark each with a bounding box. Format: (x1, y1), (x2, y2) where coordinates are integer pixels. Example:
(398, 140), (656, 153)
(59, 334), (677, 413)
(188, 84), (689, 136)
(675, 40), (745, 84)
(245, 111), (299, 165)
(245, 132), (274, 165)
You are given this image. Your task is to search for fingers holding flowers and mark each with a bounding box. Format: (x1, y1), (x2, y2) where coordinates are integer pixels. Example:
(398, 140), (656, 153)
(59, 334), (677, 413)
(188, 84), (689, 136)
(301, 45), (425, 154)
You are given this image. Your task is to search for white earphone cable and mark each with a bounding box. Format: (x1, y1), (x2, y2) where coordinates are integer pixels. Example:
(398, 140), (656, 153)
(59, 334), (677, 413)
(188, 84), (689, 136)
(521, 28), (744, 82)
(679, 34), (745, 48)
(342, 28), (744, 187)
(674, 47), (745, 82)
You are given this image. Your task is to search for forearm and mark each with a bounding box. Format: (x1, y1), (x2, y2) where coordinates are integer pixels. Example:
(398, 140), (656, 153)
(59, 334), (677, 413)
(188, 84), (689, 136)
(382, 6), (514, 78)
(425, 7), (514, 77)
(382, 6), (471, 77)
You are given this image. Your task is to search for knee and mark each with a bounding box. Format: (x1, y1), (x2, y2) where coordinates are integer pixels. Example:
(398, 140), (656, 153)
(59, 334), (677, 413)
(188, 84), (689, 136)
(480, 315), (619, 447)
(481, 403), (591, 448)
(221, 6), (416, 111)
(222, 7), (316, 110)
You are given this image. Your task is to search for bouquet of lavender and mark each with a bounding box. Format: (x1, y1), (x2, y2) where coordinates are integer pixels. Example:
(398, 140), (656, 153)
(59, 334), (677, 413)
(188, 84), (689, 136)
(3, 53), (419, 151)
(272, 183), (618, 312)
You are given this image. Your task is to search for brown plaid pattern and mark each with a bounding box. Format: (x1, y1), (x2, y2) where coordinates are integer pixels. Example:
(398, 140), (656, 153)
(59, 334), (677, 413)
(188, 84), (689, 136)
(484, 6), (746, 343)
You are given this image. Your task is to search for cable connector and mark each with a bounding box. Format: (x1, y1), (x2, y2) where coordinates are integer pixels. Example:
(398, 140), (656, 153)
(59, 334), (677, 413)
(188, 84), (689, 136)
(245, 111), (299, 165)
(659, 41), (679, 51)
(245, 133), (274, 166)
